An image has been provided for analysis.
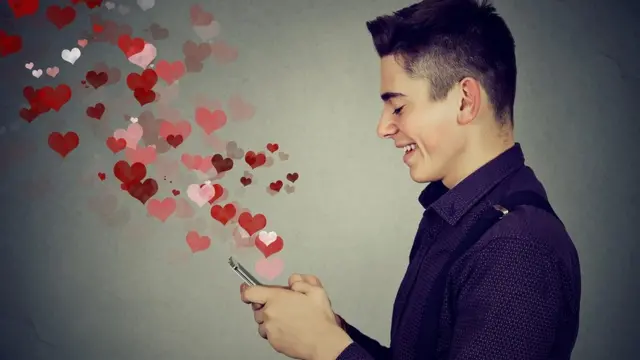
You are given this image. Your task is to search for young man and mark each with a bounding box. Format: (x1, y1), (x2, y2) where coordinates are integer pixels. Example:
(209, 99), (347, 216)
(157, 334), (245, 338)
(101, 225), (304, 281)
(240, 0), (582, 359)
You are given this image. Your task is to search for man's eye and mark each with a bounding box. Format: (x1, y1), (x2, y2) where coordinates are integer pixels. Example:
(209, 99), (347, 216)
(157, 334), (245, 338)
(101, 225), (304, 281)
(393, 106), (405, 115)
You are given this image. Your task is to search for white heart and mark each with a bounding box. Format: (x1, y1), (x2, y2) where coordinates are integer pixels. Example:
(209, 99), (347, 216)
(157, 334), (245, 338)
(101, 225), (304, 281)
(32, 69), (42, 78)
(105, 1), (115, 10)
(61, 48), (81, 64)
(130, 117), (138, 123)
(137, 0), (155, 11)
(258, 231), (278, 246)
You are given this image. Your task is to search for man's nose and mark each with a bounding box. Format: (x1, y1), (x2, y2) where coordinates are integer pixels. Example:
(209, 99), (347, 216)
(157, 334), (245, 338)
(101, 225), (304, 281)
(377, 115), (398, 139)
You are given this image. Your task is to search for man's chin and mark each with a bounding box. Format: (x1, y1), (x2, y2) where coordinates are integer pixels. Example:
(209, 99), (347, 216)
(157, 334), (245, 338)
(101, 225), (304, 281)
(409, 166), (437, 184)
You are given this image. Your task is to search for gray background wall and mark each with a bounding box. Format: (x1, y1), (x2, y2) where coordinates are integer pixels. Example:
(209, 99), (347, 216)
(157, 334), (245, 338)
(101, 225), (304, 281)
(0, 0), (638, 359)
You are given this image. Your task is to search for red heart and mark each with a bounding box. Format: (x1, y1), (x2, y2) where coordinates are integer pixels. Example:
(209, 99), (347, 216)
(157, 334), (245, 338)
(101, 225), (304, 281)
(113, 160), (146, 186)
(86, 71), (108, 89)
(92, 23), (104, 33)
(207, 183), (224, 204)
(0, 31), (22, 57)
(106, 137), (126, 153)
(244, 151), (266, 169)
(266, 143), (279, 153)
(46, 5), (76, 29)
(133, 88), (156, 106)
(210, 203), (236, 225)
(48, 131), (79, 158)
(117, 35), (145, 57)
(127, 179), (158, 204)
(8, 0), (39, 19)
(286, 172), (299, 183)
(126, 69), (158, 90)
(269, 180), (283, 192)
(185, 231), (211, 253)
(210, 154), (233, 173)
(86, 103), (105, 119)
(36, 85), (71, 111)
(166, 135), (183, 148)
(172, 189), (180, 196)
(240, 177), (252, 186)
(98, 172), (106, 181)
(19, 107), (42, 123)
(255, 235), (284, 258)
(238, 212), (267, 236)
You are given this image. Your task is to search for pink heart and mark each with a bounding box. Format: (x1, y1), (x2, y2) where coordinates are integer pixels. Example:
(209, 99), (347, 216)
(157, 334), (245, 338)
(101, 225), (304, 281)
(25, 62), (34, 70)
(113, 123), (143, 149)
(186, 183), (215, 207)
(255, 257), (284, 281)
(77, 39), (88, 48)
(128, 43), (157, 69)
(124, 145), (157, 165)
(46, 67), (59, 77)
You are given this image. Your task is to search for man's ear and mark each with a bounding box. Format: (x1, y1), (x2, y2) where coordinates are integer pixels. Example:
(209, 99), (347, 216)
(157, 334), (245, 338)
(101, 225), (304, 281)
(457, 77), (481, 125)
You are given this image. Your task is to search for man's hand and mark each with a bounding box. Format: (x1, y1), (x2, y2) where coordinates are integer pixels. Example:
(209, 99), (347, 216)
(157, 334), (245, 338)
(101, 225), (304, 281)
(240, 274), (353, 360)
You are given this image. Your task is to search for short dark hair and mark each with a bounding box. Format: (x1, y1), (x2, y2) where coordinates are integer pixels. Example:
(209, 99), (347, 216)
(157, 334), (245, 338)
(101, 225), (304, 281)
(366, 0), (517, 124)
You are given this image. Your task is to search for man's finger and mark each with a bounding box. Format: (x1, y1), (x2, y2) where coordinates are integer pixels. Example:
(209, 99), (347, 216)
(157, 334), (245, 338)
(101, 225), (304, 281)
(288, 273), (303, 287)
(253, 308), (264, 324)
(241, 285), (275, 305)
(288, 273), (322, 287)
(290, 280), (315, 295)
(300, 274), (323, 287)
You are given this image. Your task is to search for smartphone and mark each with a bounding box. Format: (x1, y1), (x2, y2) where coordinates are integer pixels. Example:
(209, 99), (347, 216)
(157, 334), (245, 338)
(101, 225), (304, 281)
(228, 257), (263, 286)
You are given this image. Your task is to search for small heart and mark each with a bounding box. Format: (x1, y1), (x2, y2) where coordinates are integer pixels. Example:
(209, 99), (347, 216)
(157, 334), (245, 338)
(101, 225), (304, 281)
(255, 257), (284, 281)
(105, 1), (115, 10)
(46, 67), (59, 77)
(118, 4), (130, 15)
(31, 69), (42, 78)
(25, 62), (34, 70)
(77, 39), (88, 48)
(61, 48), (81, 64)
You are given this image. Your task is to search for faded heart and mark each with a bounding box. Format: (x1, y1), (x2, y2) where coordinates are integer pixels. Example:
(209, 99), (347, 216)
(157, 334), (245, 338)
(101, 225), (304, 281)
(113, 122), (143, 149)
(255, 257), (284, 281)
(187, 182), (214, 207)
(186, 230), (210, 253)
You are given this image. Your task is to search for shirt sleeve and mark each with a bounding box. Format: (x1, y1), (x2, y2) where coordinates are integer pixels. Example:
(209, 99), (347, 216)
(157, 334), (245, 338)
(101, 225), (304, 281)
(448, 237), (565, 360)
(335, 315), (390, 360)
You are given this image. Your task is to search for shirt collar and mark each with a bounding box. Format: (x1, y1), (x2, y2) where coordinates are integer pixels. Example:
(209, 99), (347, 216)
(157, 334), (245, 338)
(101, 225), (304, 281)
(418, 143), (526, 226)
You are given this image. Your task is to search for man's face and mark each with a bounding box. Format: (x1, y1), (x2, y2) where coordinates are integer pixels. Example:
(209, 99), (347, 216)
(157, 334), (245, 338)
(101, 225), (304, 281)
(377, 56), (465, 184)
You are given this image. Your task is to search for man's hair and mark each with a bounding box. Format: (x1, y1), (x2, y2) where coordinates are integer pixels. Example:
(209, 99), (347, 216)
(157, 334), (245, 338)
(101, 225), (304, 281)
(366, 0), (517, 124)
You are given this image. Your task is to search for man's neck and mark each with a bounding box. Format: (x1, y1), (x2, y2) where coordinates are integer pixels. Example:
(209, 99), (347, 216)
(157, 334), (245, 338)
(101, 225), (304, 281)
(443, 132), (515, 189)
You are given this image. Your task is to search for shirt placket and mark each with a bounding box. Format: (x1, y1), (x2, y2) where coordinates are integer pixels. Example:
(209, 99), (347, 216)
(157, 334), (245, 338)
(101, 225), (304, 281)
(390, 212), (445, 338)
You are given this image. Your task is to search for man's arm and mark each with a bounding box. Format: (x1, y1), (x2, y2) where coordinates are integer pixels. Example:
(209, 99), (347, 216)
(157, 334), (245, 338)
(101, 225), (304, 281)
(334, 314), (390, 360)
(448, 237), (566, 360)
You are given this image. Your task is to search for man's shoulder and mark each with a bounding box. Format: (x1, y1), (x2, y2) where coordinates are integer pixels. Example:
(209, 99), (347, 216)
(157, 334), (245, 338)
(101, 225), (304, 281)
(461, 166), (580, 278)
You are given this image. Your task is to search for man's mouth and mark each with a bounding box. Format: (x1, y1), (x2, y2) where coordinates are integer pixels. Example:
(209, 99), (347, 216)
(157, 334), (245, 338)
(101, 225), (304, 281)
(403, 143), (417, 155)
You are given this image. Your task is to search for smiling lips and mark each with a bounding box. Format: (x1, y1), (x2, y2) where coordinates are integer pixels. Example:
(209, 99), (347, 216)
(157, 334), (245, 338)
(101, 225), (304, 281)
(403, 143), (416, 154)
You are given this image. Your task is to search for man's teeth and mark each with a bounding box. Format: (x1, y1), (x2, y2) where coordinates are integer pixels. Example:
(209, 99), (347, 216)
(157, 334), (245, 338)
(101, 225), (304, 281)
(403, 144), (417, 153)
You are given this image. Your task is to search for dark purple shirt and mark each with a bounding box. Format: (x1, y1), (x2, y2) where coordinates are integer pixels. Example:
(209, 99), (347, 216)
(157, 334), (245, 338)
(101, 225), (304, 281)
(336, 143), (581, 360)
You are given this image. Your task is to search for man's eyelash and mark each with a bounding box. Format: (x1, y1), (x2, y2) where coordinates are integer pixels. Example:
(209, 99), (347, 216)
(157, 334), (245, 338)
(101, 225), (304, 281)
(393, 106), (405, 115)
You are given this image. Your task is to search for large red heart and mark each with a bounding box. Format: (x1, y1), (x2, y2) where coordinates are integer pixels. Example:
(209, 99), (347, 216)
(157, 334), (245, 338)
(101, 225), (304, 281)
(48, 131), (79, 158)
(8, 0), (39, 19)
(238, 212), (266, 236)
(118, 35), (145, 57)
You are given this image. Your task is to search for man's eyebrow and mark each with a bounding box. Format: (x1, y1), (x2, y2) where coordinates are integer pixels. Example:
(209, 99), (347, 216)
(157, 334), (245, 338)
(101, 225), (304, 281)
(380, 92), (405, 102)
